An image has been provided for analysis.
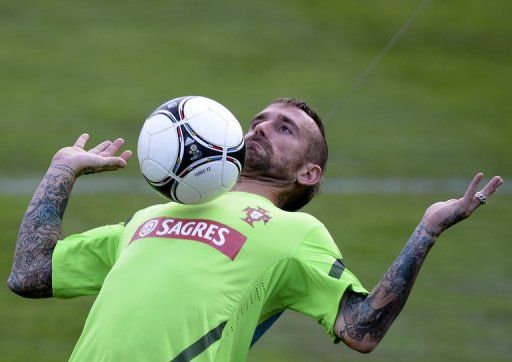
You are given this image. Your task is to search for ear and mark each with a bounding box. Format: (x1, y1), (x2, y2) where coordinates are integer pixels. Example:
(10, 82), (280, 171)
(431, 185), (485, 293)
(296, 163), (322, 187)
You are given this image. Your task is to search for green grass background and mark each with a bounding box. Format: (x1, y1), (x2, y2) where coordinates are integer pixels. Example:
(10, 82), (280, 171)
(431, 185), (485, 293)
(0, 0), (510, 361)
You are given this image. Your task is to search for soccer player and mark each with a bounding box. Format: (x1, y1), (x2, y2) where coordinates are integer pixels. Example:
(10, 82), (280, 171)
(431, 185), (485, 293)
(7, 98), (503, 361)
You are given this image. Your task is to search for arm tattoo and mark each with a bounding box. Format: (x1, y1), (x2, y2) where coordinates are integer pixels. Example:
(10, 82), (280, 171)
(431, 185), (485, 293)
(7, 163), (76, 298)
(338, 222), (438, 347)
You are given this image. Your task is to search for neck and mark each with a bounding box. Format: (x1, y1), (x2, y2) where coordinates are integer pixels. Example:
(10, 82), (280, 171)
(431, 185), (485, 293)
(232, 173), (292, 207)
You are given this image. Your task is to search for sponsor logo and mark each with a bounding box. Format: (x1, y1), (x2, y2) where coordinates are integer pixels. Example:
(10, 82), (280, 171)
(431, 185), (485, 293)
(185, 137), (195, 146)
(139, 219), (159, 237)
(130, 217), (247, 260)
(241, 207), (271, 227)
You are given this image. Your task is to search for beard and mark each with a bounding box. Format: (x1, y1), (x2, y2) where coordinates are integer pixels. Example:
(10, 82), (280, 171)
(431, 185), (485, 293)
(242, 136), (297, 182)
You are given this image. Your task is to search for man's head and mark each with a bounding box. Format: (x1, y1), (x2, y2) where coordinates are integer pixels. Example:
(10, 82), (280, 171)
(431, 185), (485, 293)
(243, 97), (328, 211)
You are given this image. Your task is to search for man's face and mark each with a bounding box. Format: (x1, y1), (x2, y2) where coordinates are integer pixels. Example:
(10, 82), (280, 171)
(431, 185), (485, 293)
(243, 103), (319, 182)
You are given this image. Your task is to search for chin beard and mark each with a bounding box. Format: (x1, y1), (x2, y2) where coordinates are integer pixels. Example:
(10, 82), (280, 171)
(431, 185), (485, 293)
(242, 151), (296, 183)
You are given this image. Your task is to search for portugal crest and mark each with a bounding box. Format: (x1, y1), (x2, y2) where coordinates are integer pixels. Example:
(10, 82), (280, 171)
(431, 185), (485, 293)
(241, 207), (271, 227)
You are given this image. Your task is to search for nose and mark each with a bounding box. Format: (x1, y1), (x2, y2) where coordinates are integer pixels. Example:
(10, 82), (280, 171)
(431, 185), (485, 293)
(252, 120), (269, 138)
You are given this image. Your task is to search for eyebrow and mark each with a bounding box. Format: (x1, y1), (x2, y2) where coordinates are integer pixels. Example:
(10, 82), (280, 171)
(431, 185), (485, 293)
(280, 115), (299, 133)
(250, 112), (300, 133)
(250, 113), (265, 124)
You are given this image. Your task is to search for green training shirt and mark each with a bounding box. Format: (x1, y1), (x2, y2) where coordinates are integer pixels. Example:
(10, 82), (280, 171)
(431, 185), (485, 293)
(52, 191), (367, 361)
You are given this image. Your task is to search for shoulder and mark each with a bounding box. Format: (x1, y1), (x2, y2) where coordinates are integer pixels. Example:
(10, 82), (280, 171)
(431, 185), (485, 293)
(285, 213), (340, 259)
(288, 211), (323, 225)
(277, 210), (325, 233)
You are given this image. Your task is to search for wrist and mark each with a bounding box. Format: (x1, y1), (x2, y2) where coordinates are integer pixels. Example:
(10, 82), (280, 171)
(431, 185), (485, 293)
(51, 151), (84, 175)
(49, 161), (78, 179)
(417, 220), (441, 240)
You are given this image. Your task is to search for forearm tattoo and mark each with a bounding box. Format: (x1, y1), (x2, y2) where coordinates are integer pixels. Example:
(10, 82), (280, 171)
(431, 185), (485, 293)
(339, 222), (437, 346)
(7, 163), (76, 298)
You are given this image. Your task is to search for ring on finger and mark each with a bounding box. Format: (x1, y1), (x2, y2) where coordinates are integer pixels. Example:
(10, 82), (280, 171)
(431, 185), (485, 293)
(475, 191), (488, 204)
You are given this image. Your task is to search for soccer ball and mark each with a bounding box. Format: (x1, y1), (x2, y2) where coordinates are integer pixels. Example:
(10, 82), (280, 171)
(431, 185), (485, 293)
(137, 96), (245, 204)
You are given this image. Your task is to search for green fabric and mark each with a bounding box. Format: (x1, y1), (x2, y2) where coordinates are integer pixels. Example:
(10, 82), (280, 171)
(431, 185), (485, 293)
(52, 191), (367, 361)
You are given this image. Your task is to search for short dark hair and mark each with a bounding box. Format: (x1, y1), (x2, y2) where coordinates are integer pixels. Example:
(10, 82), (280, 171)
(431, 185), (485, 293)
(270, 97), (328, 211)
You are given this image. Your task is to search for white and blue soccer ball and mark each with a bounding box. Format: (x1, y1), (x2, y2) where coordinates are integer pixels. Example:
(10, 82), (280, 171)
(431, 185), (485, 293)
(137, 96), (245, 204)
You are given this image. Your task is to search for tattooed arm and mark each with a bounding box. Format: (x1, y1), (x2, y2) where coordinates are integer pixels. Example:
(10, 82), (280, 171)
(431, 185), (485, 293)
(7, 134), (131, 298)
(334, 173), (503, 353)
(334, 222), (437, 353)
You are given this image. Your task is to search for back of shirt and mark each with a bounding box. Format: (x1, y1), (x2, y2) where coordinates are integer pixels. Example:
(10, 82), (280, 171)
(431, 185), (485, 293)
(52, 191), (367, 361)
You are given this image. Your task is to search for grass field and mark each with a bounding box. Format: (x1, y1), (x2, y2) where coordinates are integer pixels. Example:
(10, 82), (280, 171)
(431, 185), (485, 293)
(1, 0), (510, 361)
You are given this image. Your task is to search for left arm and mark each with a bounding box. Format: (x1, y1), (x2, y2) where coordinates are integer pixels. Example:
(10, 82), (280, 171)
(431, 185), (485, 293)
(335, 221), (437, 353)
(334, 173), (503, 353)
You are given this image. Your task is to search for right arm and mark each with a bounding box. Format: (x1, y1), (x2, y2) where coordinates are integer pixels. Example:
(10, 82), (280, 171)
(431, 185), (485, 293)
(334, 173), (503, 353)
(7, 134), (131, 298)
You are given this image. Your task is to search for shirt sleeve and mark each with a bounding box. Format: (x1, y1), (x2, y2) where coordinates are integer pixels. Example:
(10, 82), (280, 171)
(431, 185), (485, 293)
(283, 225), (368, 340)
(52, 223), (124, 298)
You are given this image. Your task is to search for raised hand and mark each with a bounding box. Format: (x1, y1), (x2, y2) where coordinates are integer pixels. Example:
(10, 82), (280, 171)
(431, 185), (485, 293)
(422, 173), (504, 235)
(52, 133), (132, 177)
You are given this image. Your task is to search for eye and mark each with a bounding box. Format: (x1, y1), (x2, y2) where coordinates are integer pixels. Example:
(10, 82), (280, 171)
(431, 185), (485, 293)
(279, 124), (292, 134)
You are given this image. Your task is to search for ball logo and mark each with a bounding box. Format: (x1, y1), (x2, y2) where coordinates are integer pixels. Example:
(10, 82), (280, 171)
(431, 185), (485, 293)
(139, 219), (159, 237)
(189, 144), (202, 160)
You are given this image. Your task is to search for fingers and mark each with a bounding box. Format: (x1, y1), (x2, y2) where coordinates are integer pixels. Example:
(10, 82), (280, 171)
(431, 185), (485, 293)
(80, 155), (131, 175)
(89, 140), (112, 154)
(104, 156), (128, 169)
(88, 138), (131, 159)
(74, 133), (90, 149)
(119, 150), (133, 162)
(468, 175), (504, 211)
(471, 175), (503, 203)
(96, 138), (132, 169)
(104, 153), (132, 169)
(463, 173), (484, 204)
(99, 138), (125, 157)
(70, 135), (132, 176)
(480, 176), (504, 197)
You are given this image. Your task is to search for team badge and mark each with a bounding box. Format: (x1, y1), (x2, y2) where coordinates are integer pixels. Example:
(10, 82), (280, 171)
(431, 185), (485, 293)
(241, 207), (271, 227)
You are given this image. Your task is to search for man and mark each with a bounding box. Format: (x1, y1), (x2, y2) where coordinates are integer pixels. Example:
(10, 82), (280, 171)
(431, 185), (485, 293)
(8, 98), (503, 361)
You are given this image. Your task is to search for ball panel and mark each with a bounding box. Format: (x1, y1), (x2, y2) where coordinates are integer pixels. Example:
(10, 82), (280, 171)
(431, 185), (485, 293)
(154, 97), (190, 121)
(184, 96), (241, 147)
(181, 160), (223, 194)
(148, 128), (180, 172)
(224, 122), (244, 148)
(141, 159), (171, 183)
(221, 161), (240, 189)
(137, 130), (149, 163)
(227, 146), (245, 171)
(182, 96), (228, 119)
(144, 114), (175, 135)
(186, 111), (228, 146)
(174, 182), (201, 204)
